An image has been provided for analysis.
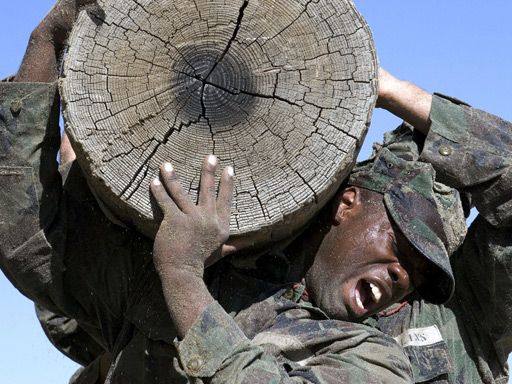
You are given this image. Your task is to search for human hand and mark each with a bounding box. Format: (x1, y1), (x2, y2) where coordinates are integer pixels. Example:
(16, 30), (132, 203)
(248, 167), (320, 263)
(150, 156), (234, 279)
(15, 0), (97, 82)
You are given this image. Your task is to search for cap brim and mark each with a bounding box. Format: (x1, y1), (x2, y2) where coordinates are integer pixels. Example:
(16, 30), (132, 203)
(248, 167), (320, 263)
(384, 189), (455, 304)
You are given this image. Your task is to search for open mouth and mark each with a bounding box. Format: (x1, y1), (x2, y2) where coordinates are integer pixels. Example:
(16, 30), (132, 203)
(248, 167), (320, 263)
(352, 279), (386, 316)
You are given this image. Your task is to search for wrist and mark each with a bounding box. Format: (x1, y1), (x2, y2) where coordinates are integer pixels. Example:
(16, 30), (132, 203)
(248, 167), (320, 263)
(14, 26), (59, 83)
(156, 261), (205, 285)
(153, 242), (208, 280)
(158, 267), (207, 310)
(158, 267), (214, 338)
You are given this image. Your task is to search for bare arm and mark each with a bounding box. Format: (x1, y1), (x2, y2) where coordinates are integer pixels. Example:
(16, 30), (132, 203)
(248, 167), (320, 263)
(13, 1), (93, 163)
(150, 156), (234, 337)
(14, 0), (95, 83)
(376, 68), (433, 135)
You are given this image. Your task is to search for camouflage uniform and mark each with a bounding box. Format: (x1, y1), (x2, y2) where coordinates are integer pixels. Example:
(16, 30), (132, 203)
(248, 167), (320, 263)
(364, 94), (512, 383)
(0, 81), (413, 382)
(176, 277), (413, 383)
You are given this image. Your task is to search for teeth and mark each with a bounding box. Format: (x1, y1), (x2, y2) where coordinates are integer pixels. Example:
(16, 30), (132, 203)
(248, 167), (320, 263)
(355, 290), (364, 310)
(369, 283), (382, 303)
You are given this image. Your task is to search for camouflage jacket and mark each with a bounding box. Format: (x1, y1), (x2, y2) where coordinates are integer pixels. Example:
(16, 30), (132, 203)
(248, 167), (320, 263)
(364, 94), (512, 384)
(0, 82), (413, 383)
(175, 281), (413, 383)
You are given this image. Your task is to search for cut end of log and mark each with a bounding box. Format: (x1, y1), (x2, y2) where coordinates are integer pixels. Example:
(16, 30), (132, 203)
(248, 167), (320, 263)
(61, 0), (378, 245)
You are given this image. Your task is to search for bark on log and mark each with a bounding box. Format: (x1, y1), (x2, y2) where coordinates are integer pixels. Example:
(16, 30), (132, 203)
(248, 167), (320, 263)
(61, 0), (377, 244)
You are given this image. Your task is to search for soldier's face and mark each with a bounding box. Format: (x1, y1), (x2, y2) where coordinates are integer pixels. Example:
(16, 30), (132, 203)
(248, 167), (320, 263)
(305, 187), (426, 321)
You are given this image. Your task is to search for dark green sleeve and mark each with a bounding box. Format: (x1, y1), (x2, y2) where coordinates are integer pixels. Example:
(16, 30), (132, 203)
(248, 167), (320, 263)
(0, 81), (65, 310)
(420, 94), (512, 365)
(36, 304), (104, 366)
(176, 301), (413, 383)
(0, 82), (61, 250)
(0, 82), (153, 362)
(421, 94), (512, 227)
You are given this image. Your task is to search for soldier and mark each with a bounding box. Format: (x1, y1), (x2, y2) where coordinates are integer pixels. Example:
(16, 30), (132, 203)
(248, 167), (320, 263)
(1, 2), (510, 384)
(368, 70), (512, 383)
(146, 34), (512, 384)
(148, 69), (512, 383)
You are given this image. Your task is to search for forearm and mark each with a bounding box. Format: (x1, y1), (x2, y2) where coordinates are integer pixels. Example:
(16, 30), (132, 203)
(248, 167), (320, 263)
(14, 0), (94, 83)
(158, 268), (214, 339)
(14, 25), (60, 83)
(151, 157), (234, 335)
(377, 68), (433, 135)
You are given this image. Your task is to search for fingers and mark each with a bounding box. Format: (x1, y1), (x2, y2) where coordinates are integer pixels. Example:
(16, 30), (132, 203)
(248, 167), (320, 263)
(152, 158), (234, 220)
(159, 162), (195, 214)
(198, 155), (218, 212)
(217, 166), (234, 227)
(221, 234), (252, 257)
(150, 177), (178, 215)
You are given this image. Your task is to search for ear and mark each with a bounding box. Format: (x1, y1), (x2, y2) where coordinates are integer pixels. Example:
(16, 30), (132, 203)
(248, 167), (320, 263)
(333, 186), (359, 225)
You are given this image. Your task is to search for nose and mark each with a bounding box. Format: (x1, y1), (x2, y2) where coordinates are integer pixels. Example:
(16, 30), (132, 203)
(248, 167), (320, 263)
(387, 262), (412, 297)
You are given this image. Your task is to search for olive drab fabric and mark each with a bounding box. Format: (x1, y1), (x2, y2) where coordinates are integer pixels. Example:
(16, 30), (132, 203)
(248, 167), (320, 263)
(367, 94), (512, 384)
(176, 282), (413, 383)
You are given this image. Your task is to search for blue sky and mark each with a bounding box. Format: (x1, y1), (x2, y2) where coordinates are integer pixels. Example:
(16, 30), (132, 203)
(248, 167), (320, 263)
(1, 1), (511, 382)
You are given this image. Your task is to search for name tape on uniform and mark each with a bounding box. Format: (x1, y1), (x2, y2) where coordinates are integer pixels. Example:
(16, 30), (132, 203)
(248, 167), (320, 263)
(394, 325), (444, 348)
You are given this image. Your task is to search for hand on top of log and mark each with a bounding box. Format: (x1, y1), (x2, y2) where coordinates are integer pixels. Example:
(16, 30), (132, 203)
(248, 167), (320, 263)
(14, 0), (97, 83)
(376, 67), (433, 135)
(150, 156), (235, 279)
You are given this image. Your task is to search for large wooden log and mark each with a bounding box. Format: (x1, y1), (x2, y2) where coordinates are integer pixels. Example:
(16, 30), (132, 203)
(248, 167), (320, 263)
(61, 0), (377, 244)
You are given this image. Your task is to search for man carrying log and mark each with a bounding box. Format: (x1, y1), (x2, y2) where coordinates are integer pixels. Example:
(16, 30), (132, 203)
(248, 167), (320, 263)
(149, 68), (512, 383)
(1, 1), (511, 383)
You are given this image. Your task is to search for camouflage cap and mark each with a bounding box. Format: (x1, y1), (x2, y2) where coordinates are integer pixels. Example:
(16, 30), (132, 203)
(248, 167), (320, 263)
(348, 147), (467, 304)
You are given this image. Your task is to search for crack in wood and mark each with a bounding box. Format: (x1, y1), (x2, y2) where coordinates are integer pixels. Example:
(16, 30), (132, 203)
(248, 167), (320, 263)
(294, 169), (318, 204)
(119, 111), (203, 198)
(204, 0), (250, 80)
(250, 176), (268, 219)
(196, 77), (304, 110)
(201, 84), (216, 155)
(125, 162), (151, 200)
(103, 136), (155, 162)
(261, 0), (314, 46)
(191, 0), (204, 22)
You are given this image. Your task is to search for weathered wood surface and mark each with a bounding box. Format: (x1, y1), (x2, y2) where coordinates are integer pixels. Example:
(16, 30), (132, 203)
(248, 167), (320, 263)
(61, 0), (377, 243)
